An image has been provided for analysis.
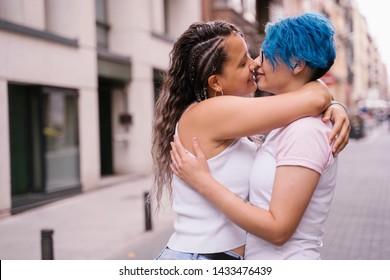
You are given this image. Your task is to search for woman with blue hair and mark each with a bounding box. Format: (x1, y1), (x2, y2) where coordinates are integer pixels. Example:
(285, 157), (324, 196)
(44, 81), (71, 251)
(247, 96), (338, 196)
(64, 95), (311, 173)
(171, 13), (340, 259)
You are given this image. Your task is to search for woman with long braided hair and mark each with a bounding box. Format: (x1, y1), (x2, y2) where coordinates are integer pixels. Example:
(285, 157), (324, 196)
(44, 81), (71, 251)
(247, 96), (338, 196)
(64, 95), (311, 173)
(152, 20), (349, 260)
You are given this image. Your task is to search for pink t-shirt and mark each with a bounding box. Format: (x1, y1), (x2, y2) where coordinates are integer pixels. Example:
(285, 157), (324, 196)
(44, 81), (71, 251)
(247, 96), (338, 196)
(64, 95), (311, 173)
(245, 116), (338, 259)
(276, 116), (333, 174)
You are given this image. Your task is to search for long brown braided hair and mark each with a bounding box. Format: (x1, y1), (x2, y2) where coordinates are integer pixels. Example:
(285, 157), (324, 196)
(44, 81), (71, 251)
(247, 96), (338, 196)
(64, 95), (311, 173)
(151, 20), (245, 210)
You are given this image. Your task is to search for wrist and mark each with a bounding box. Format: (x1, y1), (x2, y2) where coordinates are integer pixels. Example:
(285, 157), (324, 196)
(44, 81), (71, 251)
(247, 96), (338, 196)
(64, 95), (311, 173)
(199, 176), (221, 197)
(193, 174), (213, 194)
(330, 101), (348, 113)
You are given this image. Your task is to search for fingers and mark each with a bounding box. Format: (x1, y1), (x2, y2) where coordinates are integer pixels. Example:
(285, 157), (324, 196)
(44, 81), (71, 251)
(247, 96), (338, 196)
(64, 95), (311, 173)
(332, 124), (350, 156)
(191, 137), (205, 159)
(331, 120), (350, 156)
(170, 136), (207, 175)
(170, 148), (180, 176)
(169, 135), (186, 171)
(173, 135), (187, 157)
(170, 135), (192, 175)
(169, 162), (179, 176)
(328, 115), (342, 144)
(324, 104), (351, 156)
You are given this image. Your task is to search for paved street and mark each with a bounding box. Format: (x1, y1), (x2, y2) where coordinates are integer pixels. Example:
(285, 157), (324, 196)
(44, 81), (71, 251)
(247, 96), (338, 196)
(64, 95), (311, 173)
(320, 123), (390, 259)
(0, 124), (389, 260)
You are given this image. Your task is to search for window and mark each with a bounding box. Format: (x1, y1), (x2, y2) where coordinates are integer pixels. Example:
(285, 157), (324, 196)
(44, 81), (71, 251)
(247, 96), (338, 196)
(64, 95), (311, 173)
(153, 68), (165, 105)
(151, 0), (170, 35)
(213, 0), (257, 23)
(43, 88), (80, 192)
(96, 0), (109, 49)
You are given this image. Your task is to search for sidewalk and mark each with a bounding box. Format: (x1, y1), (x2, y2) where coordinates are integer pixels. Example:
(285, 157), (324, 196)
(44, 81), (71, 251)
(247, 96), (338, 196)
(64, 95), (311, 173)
(0, 175), (174, 260)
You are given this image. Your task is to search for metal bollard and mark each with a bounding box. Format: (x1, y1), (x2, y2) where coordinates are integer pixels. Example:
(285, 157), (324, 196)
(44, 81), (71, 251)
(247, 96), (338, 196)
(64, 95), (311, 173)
(41, 229), (54, 260)
(144, 191), (152, 231)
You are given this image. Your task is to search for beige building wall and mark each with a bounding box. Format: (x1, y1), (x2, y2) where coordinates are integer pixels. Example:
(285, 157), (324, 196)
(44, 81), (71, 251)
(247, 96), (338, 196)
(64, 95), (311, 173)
(106, 0), (202, 174)
(0, 0), (46, 29)
(0, 0), (99, 213)
(352, 6), (370, 104)
(322, 0), (349, 104)
(0, 81), (11, 218)
(0, 0), (202, 215)
(379, 62), (389, 100)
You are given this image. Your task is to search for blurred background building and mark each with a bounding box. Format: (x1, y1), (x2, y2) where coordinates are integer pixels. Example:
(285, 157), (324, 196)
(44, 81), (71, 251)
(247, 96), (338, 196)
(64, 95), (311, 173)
(0, 0), (389, 217)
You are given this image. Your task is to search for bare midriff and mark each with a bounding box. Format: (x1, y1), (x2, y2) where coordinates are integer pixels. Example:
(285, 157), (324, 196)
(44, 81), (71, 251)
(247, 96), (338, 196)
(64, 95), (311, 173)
(231, 245), (245, 256)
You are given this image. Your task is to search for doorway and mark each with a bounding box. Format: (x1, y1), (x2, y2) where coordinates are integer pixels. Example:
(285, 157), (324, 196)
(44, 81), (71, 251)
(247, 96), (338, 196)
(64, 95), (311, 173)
(8, 83), (81, 212)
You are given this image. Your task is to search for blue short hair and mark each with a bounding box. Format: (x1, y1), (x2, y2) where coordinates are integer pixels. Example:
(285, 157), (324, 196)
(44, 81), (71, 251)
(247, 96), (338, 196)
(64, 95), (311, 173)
(262, 13), (336, 80)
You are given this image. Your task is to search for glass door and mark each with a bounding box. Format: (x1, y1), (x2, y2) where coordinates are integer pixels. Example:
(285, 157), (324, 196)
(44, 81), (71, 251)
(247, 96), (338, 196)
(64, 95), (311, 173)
(43, 88), (80, 193)
(9, 84), (81, 211)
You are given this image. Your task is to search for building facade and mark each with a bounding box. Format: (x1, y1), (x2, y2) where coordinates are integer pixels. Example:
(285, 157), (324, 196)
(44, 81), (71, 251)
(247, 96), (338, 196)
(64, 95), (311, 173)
(0, 0), (203, 216)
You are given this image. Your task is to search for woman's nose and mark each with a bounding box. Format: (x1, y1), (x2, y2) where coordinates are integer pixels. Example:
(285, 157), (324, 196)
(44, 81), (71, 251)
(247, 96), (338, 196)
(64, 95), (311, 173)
(249, 57), (260, 71)
(255, 56), (263, 66)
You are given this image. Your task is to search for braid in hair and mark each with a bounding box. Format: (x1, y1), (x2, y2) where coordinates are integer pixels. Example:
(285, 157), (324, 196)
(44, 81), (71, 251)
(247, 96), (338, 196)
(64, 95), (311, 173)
(151, 20), (244, 210)
(189, 37), (225, 101)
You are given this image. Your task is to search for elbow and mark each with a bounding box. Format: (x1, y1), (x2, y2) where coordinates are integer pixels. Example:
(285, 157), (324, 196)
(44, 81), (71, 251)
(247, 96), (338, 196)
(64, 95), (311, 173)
(263, 230), (293, 246)
(269, 235), (290, 246)
(248, 216), (296, 246)
(268, 236), (290, 246)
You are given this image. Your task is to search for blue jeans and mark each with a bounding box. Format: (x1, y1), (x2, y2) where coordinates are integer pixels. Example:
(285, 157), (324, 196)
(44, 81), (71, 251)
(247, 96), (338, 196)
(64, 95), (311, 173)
(156, 247), (243, 260)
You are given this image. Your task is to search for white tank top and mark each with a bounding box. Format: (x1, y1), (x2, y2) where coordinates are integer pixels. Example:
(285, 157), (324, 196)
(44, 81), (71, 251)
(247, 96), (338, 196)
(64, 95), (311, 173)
(167, 136), (256, 253)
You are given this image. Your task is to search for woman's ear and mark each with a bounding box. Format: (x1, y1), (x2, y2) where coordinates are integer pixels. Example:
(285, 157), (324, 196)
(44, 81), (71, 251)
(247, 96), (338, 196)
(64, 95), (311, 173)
(208, 75), (223, 92)
(292, 60), (305, 74)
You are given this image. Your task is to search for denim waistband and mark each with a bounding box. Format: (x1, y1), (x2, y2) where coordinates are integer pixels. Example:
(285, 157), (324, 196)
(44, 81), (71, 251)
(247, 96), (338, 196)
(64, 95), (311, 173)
(199, 251), (242, 260)
(156, 247), (243, 260)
